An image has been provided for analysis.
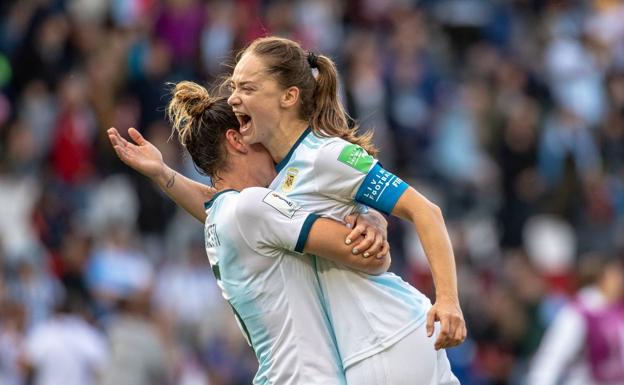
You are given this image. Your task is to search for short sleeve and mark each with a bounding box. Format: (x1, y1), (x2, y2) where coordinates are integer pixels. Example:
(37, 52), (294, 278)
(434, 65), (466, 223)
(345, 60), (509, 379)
(313, 141), (409, 215)
(234, 187), (320, 254)
(313, 141), (377, 200)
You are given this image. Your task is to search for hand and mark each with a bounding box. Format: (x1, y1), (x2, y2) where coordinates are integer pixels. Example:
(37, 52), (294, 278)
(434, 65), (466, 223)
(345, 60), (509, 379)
(344, 211), (389, 259)
(426, 297), (466, 350)
(108, 127), (167, 182)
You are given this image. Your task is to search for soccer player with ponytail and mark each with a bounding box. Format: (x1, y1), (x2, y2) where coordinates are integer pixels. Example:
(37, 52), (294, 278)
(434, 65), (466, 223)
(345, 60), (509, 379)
(226, 36), (464, 384)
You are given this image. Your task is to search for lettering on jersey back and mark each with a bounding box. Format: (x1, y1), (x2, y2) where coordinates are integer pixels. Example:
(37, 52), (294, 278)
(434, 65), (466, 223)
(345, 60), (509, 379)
(338, 144), (374, 173)
(205, 223), (221, 248)
(262, 191), (300, 218)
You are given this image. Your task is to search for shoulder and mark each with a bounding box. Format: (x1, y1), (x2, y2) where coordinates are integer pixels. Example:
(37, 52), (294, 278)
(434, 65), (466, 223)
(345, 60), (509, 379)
(314, 137), (377, 174)
(236, 187), (301, 220)
(205, 190), (240, 229)
(205, 189), (239, 211)
(299, 131), (347, 156)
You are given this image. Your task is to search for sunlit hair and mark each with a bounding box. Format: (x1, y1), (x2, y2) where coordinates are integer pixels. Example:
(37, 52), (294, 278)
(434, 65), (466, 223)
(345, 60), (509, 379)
(237, 36), (378, 157)
(167, 81), (239, 181)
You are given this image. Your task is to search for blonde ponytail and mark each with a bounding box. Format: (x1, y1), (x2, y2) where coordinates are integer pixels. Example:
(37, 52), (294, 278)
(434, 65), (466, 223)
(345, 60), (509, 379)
(311, 55), (377, 157)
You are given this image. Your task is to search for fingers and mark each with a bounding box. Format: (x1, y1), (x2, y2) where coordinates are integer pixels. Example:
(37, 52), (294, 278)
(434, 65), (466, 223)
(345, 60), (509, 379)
(107, 127), (129, 148)
(350, 229), (375, 257)
(433, 313), (466, 350)
(364, 232), (384, 258)
(426, 308), (436, 337)
(344, 214), (357, 230)
(453, 322), (467, 346)
(111, 144), (130, 163)
(378, 241), (390, 259)
(345, 223), (365, 247)
(108, 128), (133, 163)
(128, 127), (146, 145)
(434, 317), (452, 350)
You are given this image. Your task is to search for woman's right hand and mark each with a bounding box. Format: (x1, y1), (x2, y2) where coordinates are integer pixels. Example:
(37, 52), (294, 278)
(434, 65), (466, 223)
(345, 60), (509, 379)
(107, 127), (168, 182)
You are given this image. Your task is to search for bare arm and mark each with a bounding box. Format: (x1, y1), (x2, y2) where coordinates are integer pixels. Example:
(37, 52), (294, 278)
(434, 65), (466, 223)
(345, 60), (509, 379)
(151, 164), (213, 223)
(108, 127), (213, 223)
(304, 218), (390, 275)
(392, 186), (466, 349)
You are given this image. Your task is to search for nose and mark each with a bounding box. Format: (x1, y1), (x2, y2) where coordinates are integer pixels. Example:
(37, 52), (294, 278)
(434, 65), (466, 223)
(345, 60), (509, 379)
(227, 91), (240, 107)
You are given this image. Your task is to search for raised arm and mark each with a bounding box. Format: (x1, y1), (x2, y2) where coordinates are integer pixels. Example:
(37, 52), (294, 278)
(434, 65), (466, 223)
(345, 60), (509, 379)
(107, 127), (213, 223)
(392, 187), (466, 349)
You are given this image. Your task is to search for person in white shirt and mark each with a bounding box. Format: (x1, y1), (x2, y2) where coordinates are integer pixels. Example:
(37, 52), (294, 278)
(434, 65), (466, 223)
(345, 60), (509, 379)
(224, 36), (464, 384)
(108, 88), (390, 385)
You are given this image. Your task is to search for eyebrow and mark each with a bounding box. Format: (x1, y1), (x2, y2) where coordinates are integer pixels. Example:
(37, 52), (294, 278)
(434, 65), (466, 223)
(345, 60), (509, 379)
(230, 69), (263, 87)
(230, 79), (256, 87)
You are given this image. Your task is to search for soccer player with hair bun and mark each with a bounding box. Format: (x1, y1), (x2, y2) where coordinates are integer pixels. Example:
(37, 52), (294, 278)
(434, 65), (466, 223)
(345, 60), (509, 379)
(109, 83), (391, 385)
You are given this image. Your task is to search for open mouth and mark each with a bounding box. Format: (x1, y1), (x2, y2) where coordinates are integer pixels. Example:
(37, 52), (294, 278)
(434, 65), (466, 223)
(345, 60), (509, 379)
(235, 113), (252, 134)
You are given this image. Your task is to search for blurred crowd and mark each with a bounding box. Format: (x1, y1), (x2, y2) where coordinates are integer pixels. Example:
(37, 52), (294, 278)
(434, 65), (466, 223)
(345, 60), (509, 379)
(0, 0), (623, 384)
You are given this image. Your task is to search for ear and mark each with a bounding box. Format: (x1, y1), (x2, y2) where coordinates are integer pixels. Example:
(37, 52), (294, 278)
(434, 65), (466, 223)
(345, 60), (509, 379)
(224, 129), (248, 154)
(280, 86), (300, 108)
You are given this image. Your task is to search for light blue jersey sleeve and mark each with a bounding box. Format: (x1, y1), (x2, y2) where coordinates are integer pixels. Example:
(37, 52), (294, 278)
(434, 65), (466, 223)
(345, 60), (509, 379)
(313, 141), (409, 215)
(234, 187), (320, 255)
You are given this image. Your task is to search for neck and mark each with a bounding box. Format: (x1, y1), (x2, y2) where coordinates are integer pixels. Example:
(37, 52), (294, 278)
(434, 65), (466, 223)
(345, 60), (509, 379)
(266, 119), (309, 163)
(213, 175), (253, 192)
(213, 161), (268, 191)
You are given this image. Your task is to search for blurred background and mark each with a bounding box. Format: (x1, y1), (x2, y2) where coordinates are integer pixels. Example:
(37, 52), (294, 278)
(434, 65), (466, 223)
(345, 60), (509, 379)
(1, 0), (623, 384)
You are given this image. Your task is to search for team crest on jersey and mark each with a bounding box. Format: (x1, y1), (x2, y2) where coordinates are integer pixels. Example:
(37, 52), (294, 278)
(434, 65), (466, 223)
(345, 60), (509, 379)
(338, 144), (374, 173)
(281, 168), (299, 193)
(263, 191), (300, 218)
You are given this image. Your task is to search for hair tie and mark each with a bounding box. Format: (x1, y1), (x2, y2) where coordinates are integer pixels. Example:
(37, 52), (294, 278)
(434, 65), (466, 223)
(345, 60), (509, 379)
(307, 52), (318, 69)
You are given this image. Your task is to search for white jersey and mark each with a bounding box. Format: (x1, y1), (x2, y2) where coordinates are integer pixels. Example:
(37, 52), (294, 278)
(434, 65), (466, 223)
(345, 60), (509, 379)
(270, 128), (431, 368)
(204, 187), (346, 385)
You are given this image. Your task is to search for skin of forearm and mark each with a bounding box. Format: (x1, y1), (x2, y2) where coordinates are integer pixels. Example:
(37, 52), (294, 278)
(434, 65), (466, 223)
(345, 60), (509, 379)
(153, 164), (211, 223)
(306, 219), (390, 275)
(394, 188), (459, 301)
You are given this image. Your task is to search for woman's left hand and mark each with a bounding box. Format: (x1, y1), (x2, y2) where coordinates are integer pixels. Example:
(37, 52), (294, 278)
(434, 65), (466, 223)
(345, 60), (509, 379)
(426, 296), (467, 350)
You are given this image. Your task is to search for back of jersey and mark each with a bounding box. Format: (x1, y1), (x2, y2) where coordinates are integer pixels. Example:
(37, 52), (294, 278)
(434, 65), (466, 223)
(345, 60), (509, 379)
(204, 188), (345, 385)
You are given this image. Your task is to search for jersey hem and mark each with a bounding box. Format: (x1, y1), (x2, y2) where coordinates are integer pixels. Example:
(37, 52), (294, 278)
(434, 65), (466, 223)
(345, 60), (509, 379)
(341, 313), (427, 369)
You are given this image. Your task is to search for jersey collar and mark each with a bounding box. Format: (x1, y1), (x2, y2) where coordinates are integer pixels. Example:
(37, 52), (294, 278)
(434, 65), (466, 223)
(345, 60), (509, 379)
(204, 189), (238, 210)
(275, 126), (312, 173)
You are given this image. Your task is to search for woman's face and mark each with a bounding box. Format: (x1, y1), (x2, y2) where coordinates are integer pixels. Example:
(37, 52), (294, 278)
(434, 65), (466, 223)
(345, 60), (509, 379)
(228, 53), (283, 147)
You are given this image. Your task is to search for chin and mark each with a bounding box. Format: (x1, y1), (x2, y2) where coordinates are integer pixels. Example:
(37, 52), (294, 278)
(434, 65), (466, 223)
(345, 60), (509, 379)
(240, 131), (256, 145)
